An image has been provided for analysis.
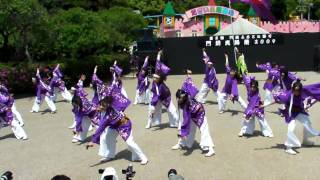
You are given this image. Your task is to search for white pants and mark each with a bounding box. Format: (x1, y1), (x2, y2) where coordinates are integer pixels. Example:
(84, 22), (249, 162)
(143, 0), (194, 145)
(196, 83), (219, 104)
(217, 93), (247, 112)
(148, 101), (178, 127)
(121, 87), (128, 98)
(264, 89), (272, 106)
(134, 89), (150, 104)
(285, 113), (320, 148)
(12, 103), (24, 125)
(73, 117), (91, 141)
(0, 118), (27, 140)
(52, 88), (72, 102)
(99, 127), (147, 161)
(31, 96), (56, 112)
(239, 117), (273, 137)
(178, 117), (214, 149)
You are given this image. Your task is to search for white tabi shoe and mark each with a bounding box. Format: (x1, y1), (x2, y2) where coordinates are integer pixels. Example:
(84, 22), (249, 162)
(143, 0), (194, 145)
(30, 110), (37, 113)
(88, 125), (94, 131)
(22, 136), (28, 140)
(219, 111), (225, 114)
(238, 131), (244, 137)
(140, 158), (148, 165)
(169, 124), (178, 128)
(285, 148), (297, 155)
(72, 138), (81, 143)
(68, 122), (76, 129)
(145, 123), (151, 129)
(171, 144), (182, 150)
(205, 147), (215, 157)
(266, 134), (274, 138)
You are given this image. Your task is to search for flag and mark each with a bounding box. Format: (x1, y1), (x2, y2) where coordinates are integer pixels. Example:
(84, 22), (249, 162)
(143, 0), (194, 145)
(231, 0), (276, 22)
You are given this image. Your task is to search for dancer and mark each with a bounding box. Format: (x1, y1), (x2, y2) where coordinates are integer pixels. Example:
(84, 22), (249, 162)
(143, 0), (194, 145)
(238, 77), (274, 137)
(134, 56), (150, 105)
(0, 83), (24, 126)
(196, 49), (219, 104)
(49, 64), (72, 102)
(0, 87), (28, 140)
(172, 88), (215, 157)
(110, 61), (128, 98)
(256, 62), (280, 106)
(279, 68), (305, 91)
(271, 80), (320, 155)
(91, 66), (105, 106)
(86, 90), (148, 165)
(71, 88), (98, 143)
(146, 50), (179, 129)
(217, 54), (247, 114)
(235, 47), (248, 77)
(30, 68), (57, 113)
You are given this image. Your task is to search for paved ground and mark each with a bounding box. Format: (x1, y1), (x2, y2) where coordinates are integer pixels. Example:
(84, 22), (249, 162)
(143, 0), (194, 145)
(1, 72), (320, 180)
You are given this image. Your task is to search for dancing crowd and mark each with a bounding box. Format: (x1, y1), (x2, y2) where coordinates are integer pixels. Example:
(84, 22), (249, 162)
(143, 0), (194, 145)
(1, 48), (320, 167)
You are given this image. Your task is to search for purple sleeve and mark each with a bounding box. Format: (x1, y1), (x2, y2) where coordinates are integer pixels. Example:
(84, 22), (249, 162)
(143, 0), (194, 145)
(180, 107), (191, 138)
(231, 80), (239, 98)
(0, 103), (8, 113)
(92, 74), (103, 86)
(74, 111), (83, 132)
(257, 63), (271, 71)
(226, 65), (231, 74)
(273, 91), (289, 103)
(288, 72), (298, 81)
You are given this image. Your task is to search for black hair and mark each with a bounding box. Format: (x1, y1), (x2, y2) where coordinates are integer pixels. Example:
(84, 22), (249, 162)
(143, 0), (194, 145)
(176, 89), (189, 108)
(250, 79), (259, 88)
(280, 68), (289, 78)
(271, 62), (278, 68)
(292, 79), (303, 91)
(51, 175), (71, 180)
(99, 96), (113, 109)
(72, 94), (83, 110)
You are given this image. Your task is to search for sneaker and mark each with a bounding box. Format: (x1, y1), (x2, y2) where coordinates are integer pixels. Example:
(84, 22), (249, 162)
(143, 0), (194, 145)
(238, 132), (244, 137)
(171, 144), (182, 150)
(205, 148), (215, 157)
(285, 148), (297, 155)
(140, 158), (148, 165)
(72, 138), (80, 143)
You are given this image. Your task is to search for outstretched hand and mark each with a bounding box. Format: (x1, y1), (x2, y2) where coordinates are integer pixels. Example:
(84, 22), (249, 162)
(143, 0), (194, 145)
(94, 65), (98, 74)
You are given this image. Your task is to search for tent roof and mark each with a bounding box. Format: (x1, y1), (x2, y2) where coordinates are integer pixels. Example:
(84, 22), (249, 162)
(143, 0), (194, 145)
(163, 1), (176, 16)
(214, 17), (270, 36)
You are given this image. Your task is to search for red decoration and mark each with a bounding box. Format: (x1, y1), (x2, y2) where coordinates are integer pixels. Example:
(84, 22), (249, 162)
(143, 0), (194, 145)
(208, 0), (216, 6)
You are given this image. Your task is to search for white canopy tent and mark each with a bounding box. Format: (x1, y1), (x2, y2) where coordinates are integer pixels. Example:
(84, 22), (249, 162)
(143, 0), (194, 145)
(215, 17), (270, 36)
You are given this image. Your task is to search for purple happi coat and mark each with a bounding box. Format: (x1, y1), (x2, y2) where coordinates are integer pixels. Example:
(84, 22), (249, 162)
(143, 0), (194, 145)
(35, 73), (53, 103)
(92, 107), (132, 144)
(242, 75), (264, 119)
(181, 77), (199, 99)
(49, 66), (66, 92)
(202, 51), (219, 91)
(73, 88), (99, 132)
(222, 66), (239, 101)
(150, 82), (171, 108)
(180, 99), (205, 137)
(0, 85), (14, 124)
(273, 83), (320, 123)
(257, 64), (280, 91)
(137, 56), (149, 94)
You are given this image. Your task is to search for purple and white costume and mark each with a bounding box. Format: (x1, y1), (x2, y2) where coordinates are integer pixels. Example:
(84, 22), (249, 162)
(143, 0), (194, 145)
(31, 71), (57, 113)
(273, 85), (320, 149)
(49, 65), (72, 102)
(134, 57), (150, 104)
(111, 63), (128, 98)
(72, 88), (98, 142)
(0, 85), (24, 125)
(217, 64), (247, 113)
(257, 63), (280, 105)
(91, 73), (104, 106)
(279, 71), (299, 91)
(239, 75), (273, 137)
(196, 50), (220, 104)
(91, 89), (147, 163)
(174, 81), (214, 156)
(0, 87), (27, 140)
(146, 52), (178, 128)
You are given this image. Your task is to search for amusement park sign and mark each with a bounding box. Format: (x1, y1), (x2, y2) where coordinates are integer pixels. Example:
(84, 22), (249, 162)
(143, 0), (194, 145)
(183, 6), (239, 21)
